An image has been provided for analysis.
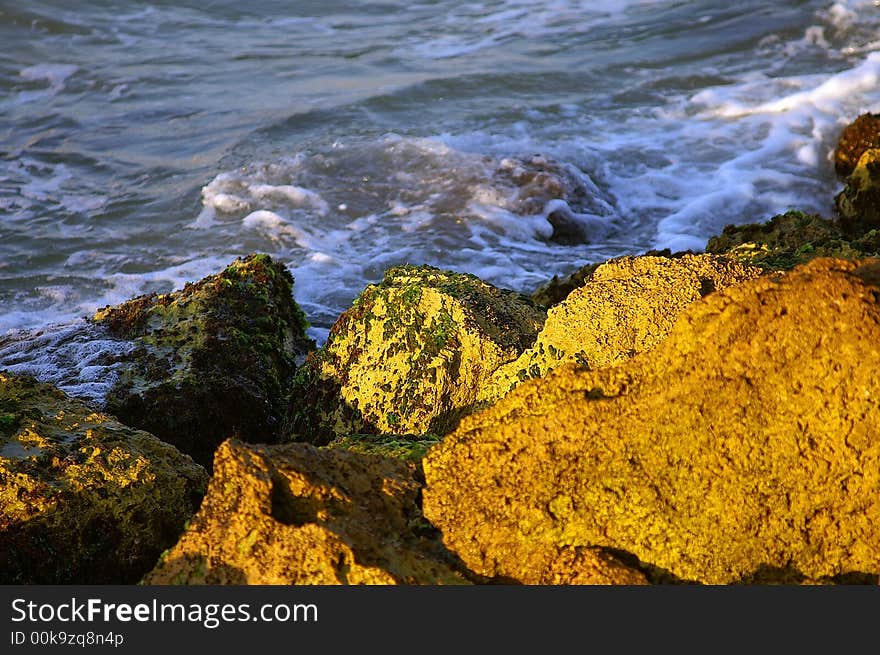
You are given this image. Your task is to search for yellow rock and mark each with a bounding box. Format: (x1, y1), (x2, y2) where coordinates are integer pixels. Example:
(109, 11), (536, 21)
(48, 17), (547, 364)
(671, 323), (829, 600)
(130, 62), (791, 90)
(0, 373), (207, 584)
(482, 253), (762, 403)
(284, 265), (545, 443)
(145, 439), (469, 585)
(424, 258), (880, 584)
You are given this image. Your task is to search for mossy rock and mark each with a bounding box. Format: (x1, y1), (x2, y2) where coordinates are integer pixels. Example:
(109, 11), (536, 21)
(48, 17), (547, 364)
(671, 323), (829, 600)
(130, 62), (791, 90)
(835, 148), (880, 238)
(284, 265), (545, 444)
(423, 258), (880, 584)
(324, 433), (441, 462)
(0, 373), (207, 584)
(530, 262), (601, 308)
(834, 113), (880, 178)
(93, 254), (314, 468)
(143, 439), (468, 585)
(706, 210), (877, 269)
(481, 253), (762, 404)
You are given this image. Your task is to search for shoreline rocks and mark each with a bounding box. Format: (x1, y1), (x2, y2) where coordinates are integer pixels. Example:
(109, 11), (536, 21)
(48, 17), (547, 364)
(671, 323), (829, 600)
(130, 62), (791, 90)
(94, 253), (314, 469)
(284, 265), (544, 444)
(144, 439), (468, 585)
(706, 210), (880, 270)
(422, 258), (880, 585)
(833, 112), (880, 178)
(481, 253), (762, 403)
(4, 113), (880, 586)
(0, 373), (207, 584)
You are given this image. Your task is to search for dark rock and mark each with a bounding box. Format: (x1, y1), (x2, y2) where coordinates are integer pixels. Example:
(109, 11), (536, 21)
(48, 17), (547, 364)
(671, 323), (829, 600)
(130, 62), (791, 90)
(834, 113), (880, 178)
(0, 373), (207, 584)
(93, 254), (314, 468)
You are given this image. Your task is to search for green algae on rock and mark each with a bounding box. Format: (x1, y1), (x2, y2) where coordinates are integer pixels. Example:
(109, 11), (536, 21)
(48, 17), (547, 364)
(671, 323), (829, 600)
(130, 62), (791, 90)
(706, 210), (880, 269)
(144, 438), (468, 585)
(93, 254), (314, 468)
(835, 148), (880, 238)
(325, 433), (441, 462)
(0, 372), (207, 584)
(481, 253), (762, 404)
(530, 262), (601, 309)
(284, 265), (545, 444)
(423, 258), (880, 585)
(834, 112), (880, 178)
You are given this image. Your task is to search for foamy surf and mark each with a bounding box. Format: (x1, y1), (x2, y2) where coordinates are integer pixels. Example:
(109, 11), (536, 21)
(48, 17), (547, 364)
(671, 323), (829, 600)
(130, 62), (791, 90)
(0, 321), (135, 404)
(1, 0), (879, 353)
(184, 136), (621, 336)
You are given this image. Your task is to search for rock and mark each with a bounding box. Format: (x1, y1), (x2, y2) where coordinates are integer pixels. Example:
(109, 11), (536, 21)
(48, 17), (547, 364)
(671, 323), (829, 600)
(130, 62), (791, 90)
(93, 254), (314, 468)
(481, 254), (762, 403)
(144, 439), (468, 585)
(325, 433), (441, 462)
(284, 265), (545, 444)
(706, 210), (877, 269)
(483, 543), (648, 585)
(497, 154), (614, 245)
(423, 258), (880, 584)
(834, 113), (880, 178)
(835, 148), (880, 237)
(530, 262), (600, 308)
(0, 373), (207, 584)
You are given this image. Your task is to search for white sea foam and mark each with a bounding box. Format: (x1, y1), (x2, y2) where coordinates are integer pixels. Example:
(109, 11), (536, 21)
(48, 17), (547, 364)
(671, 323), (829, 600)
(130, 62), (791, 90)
(4, 0), (880, 358)
(199, 169), (330, 225)
(0, 321), (135, 404)
(185, 136), (621, 340)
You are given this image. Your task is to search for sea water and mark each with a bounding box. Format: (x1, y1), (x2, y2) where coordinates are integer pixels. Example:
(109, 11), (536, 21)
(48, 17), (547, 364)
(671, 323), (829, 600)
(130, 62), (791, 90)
(2, 0), (879, 355)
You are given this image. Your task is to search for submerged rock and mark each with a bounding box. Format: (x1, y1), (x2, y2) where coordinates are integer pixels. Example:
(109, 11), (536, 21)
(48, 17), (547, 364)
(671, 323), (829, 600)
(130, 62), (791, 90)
(144, 439), (468, 585)
(707, 210), (880, 268)
(835, 148), (880, 238)
(93, 254), (313, 468)
(481, 254), (761, 403)
(284, 265), (545, 444)
(834, 112), (880, 178)
(0, 373), (207, 584)
(423, 258), (880, 584)
(496, 154), (613, 244)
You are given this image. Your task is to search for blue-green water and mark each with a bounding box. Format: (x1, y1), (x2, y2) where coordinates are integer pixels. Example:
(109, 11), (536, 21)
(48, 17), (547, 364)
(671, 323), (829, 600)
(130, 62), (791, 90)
(2, 0), (879, 346)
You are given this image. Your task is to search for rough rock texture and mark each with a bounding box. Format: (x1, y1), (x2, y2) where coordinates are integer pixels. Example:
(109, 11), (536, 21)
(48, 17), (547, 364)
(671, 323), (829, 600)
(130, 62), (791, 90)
(325, 433), (441, 462)
(481, 254), (762, 403)
(144, 439), (468, 585)
(706, 210), (880, 269)
(835, 148), (880, 237)
(93, 254), (313, 468)
(0, 373), (207, 584)
(834, 112), (880, 178)
(284, 265), (545, 444)
(530, 262), (601, 308)
(423, 258), (880, 585)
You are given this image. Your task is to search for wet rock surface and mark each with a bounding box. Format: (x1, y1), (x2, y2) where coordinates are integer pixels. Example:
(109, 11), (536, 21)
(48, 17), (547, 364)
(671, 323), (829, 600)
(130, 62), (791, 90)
(284, 265), (545, 444)
(0, 372), (207, 584)
(93, 254), (314, 468)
